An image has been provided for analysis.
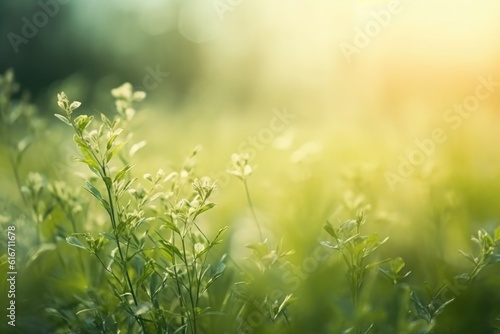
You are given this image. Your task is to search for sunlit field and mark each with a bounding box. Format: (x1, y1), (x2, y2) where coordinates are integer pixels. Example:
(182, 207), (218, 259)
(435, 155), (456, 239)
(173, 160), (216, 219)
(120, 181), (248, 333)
(1, 1), (500, 333)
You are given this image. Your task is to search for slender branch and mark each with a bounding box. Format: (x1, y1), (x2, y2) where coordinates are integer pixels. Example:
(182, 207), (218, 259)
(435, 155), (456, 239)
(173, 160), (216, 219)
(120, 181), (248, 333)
(181, 237), (198, 334)
(102, 166), (147, 333)
(243, 180), (263, 242)
(172, 233), (187, 331)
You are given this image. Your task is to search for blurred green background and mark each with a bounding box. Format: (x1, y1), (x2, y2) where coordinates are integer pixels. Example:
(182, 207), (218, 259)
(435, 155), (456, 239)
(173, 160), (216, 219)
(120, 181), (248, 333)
(1, 0), (500, 333)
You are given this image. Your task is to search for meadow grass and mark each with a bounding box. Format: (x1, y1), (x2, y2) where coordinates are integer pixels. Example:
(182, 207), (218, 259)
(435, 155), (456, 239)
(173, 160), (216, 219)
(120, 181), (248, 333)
(1, 69), (500, 333)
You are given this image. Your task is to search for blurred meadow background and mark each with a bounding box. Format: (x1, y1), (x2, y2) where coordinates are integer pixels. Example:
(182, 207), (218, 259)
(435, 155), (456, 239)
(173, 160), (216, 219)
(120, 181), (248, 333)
(1, 0), (500, 333)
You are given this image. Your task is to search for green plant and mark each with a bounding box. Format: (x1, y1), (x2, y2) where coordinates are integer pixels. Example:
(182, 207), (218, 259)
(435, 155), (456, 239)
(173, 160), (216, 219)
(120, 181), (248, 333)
(408, 226), (500, 334)
(323, 212), (387, 307)
(227, 153), (263, 241)
(0, 69), (34, 197)
(2, 69), (500, 334)
(322, 210), (410, 333)
(458, 227), (500, 282)
(54, 86), (228, 333)
(227, 153), (295, 332)
(0, 69), (52, 244)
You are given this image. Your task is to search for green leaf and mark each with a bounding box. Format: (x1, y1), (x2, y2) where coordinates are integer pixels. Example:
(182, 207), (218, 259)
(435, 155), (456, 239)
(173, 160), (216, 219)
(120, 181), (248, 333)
(103, 176), (113, 188)
(273, 294), (294, 320)
(73, 134), (89, 148)
(495, 226), (500, 242)
(434, 298), (455, 316)
(214, 261), (226, 277)
(361, 324), (374, 334)
(135, 260), (154, 289)
(376, 257), (410, 284)
(54, 113), (71, 126)
(458, 250), (476, 264)
(320, 240), (339, 250)
(100, 113), (112, 128)
(324, 221), (337, 238)
(129, 140), (146, 157)
(45, 308), (73, 322)
(481, 230), (495, 249)
(84, 181), (103, 202)
(195, 242), (213, 259)
(365, 257), (392, 270)
(106, 141), (126, 162)
(122, 178), (137, 193)
(114, 165), (131, 182)
(159, 240), (182, 259)
(86, 163), (101, 177)
(362, 234), (388, 257)
(66, 236), (87, 250)
(159, 217), (180, 234)
(134, 303), (151, 316)
(147, 192), (164, 204)
(17, 136), (33, 155)
(212, 226), (228, 244)
(100, 232), (115, 241)
(389, 257), (406, 274)
(107, 129), (123, 150)
(73, 136), (101, 170)
(339, 219), (358, 238)
(69, 101), (81, 111)
(204, 261), (227, 292)
(73, 158), (101, 173)
(74, 115), (93, 134)
(195, 202), (216, 217)
(149, 272), (161, 298)
(83, 181), (110, 213)
(246, 241), (269, 257)
(194, 243), (205, 255)
(75, 309), (92, 316)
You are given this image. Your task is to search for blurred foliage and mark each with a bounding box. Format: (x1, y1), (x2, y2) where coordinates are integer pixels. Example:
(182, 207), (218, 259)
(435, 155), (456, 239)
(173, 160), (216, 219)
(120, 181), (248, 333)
(1, 67), (500, 333)
(2, 1), (500, 333)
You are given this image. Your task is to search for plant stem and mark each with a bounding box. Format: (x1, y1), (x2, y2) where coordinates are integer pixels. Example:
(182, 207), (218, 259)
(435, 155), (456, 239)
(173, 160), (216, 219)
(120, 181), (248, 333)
(103, 167), (147, 333)
(243, 180), (263, 242)
(55, 197), (87, 274)
(181, 237), (198, 334)
(171, 233), (187, 331)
